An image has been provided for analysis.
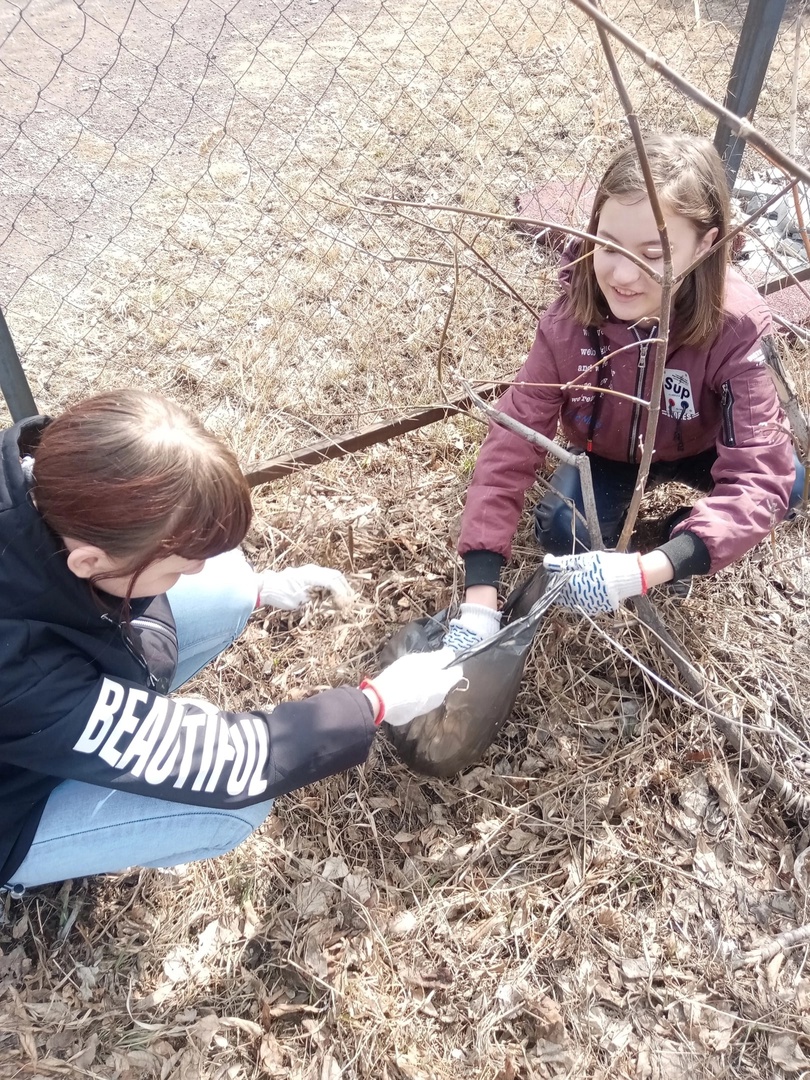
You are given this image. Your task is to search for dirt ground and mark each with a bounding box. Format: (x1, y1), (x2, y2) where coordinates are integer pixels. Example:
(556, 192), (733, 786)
(1, 1), (810, 1078)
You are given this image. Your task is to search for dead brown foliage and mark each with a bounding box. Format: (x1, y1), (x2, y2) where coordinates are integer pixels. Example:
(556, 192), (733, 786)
(2, 1), (810, 1077)
(2, 449), (809, 1079)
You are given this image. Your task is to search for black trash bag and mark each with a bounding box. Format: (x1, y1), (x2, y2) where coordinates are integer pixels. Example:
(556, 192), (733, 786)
(380, 566), (566, 777)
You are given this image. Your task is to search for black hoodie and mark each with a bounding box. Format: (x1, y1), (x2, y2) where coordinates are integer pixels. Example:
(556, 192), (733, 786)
(0, 417), (376, 885)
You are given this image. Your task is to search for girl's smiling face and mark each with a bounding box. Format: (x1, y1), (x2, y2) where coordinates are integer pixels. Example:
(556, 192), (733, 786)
(592, 195), (717, 324)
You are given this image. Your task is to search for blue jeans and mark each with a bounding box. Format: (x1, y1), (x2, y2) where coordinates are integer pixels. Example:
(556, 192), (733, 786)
(8, 549), (272, 890)
(534, 449), (806, 554)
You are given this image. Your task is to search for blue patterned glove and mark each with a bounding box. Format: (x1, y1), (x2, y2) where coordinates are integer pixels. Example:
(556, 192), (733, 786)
(543, 552), (646, 614)
(444, 603), (501, 652)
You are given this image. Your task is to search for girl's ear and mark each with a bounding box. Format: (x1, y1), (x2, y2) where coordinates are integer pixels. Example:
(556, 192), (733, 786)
(697, 226), (720, 256)
(65, 542), (114, 581)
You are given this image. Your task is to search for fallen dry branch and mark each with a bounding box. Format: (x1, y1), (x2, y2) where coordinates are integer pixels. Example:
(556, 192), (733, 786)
(631, 595), (810, 821)
(733, 921), (810, 968)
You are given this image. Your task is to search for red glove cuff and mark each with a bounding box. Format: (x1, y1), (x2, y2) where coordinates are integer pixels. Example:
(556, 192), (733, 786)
(359, 679), (385, 725)
(636, 554), (648, 595)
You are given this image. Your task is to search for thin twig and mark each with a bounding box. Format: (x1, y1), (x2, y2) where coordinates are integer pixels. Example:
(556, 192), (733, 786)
(451, 228), (542, 322)
(458, 377), (602, 546)
(584, 607), (810, 755)
(350, 193), (665, 283)
(375, 206), (544, 320)
(511, 379), (648, 406)
(303, 216), (531, 306)
(555, 336), (664, 393)
(437, 244), (460, 394)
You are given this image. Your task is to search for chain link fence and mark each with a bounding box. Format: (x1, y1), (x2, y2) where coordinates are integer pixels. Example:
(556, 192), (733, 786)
(1, 0), (808, 458)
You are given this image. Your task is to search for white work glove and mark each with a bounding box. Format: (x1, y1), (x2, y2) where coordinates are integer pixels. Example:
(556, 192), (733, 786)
(543, 551), (646, 615)
(257, 564), (354, 611)
(361, 650), (464, 727)
(443, 603), (501, 653)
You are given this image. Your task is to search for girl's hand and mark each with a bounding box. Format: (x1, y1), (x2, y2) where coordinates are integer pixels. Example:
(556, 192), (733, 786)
(257, 565), (354, 610)
(443, 603), (501, 653)
(361, 651), (464, 726)
(543, 551), (647, 614)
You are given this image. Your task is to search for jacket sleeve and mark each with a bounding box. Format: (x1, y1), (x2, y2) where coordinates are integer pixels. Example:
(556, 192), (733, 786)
(458, 318), (564, 563)
(0, 658), (377, 807)
(669, 325), (795, 574)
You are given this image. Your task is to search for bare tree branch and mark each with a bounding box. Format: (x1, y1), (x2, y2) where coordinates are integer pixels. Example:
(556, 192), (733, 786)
(451, 228), (542, 323)
(304, 218), (531, 307)
(568, 0), (810, 187)
(590, 23), (673, 551)
(349, 193), (665, 283)
(510, 378), (649, 407)
(458, 377), (602, 546)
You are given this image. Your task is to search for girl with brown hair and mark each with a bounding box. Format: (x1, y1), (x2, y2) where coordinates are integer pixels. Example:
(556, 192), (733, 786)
(442, 133), (804, 649)
(0, 389), (461, 890)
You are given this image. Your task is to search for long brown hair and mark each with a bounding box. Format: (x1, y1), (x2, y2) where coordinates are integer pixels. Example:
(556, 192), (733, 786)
(566, 133), (731, 347)
(33, 389), (253, 591)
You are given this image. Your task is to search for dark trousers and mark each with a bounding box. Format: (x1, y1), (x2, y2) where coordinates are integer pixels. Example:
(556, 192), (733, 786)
(534, 449), (806, 556)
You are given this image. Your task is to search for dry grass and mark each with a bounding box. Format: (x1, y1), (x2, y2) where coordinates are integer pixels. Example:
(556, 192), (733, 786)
(3, 466), (809, 1079)
(2, 0), (810, 1077)
(5, 0), (807, 445)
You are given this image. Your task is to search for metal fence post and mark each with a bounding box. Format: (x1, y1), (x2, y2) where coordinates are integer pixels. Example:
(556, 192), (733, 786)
(0, 310), (37, 421)
(714, 0), (789, 186)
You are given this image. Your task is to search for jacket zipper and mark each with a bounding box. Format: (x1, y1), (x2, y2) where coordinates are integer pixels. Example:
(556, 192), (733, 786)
(102, 613), (159, 691)
(626, 326), (657, 463)
(721, 382), (736, 446)
(131, 614), (174, 640)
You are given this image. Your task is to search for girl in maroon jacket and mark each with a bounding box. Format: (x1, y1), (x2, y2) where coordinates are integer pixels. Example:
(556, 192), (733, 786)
(445, 134), (803, 648)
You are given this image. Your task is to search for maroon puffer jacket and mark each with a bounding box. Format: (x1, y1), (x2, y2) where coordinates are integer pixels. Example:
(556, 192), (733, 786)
(459, 267), (793, 576)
